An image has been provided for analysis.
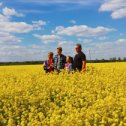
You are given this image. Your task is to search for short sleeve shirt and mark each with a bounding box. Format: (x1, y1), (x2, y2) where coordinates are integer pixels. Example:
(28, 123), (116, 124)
(73, 52), (86, 71)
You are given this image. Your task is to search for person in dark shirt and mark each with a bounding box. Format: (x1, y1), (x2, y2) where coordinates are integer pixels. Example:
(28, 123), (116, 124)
(73, 44), (86, 72)
(54, 47), (66, 72)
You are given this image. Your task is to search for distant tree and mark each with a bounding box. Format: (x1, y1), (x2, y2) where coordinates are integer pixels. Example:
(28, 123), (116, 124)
(101, 59), (105, 62)
(118, 57), (121, 62)
(123, 57), (126, 61)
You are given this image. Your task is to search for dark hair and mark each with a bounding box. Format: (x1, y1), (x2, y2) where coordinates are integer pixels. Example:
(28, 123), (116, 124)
(67, 56), (73, 64)
(57, 47), (62, 51)
(76, 44), (82, 49)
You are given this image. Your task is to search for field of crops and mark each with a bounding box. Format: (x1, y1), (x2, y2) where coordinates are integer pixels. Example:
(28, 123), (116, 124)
(0, 62), (126, 126)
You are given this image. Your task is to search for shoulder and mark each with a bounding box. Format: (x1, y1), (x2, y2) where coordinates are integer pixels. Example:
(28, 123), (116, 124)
(62, 54), (66, 57)
(69, 63), (72, 66)
(74, 53), (79, 58)
(54, 55), (58, 59)
(44, 60), (48, 65)
(75, 53), (79, 56)
(54, 54), (58, 57)
(80, 52), (86, 60)
(80, 51), (84, 55)
(61, 54), (66, 58)
(80, 52), (86, 56)
(44, 60), (48, 63)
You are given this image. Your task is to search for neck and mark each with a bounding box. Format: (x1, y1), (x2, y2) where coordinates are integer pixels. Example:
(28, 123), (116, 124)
(48, 58), (52, 61)
(77, 51), (81, 54)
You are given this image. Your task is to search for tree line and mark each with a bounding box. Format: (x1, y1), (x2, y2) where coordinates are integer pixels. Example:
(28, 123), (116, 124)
(0, 57), (126, 66)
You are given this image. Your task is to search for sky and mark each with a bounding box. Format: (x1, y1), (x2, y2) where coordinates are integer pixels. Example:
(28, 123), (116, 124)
(0, 0), (126, 62)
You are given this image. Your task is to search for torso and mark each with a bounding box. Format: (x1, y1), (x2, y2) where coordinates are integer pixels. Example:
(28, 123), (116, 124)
(73, 52), (86, 70)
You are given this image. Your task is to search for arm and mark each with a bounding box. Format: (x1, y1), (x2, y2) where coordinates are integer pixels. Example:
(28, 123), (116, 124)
(69, 64), (73, 71)
(81, 53), (86, 72)
(63, 55), (66, 69)
(43, 61), (47, 70)
(53, 56), (57, 69)
(82, 60), (86, 72)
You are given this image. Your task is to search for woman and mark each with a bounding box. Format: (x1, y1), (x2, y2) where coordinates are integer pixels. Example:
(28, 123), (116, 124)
(43, 52), (54, 73)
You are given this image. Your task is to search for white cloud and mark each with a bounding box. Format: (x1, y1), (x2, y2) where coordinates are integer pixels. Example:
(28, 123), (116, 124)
(69, 20), (76, 24)
(0, 22), (33, 33)
(2, 7), (24, 17)
(100, 0), (126, 19)
(53, 25), (116, 37)
(78, 38), (93, 43)
(0, 43), (59, 62)
(115, 39), (126, 45)
(0, 32), (21, 44)
(0, 14), (9, 22)
(111, 7), (126, 19)
(98, 36), (109, 40)
(95, 42), (113, 49)
(0, 2), (3, 6)
(32, 20), (47, 30)
(33, 34), (61, 43)
(57, 41), (76, 56)
(99, 0), (126, 11)
(0, 7), (47, 34)
(0, 20), (47, 34)
(0, 6), (48, 62)
(90, 37), (126, 59)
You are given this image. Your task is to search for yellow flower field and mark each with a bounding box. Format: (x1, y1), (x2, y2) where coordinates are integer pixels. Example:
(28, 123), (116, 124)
(0, 62), (126, 126)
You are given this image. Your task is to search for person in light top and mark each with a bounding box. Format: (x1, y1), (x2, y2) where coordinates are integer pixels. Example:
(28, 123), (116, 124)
(65, 56), (73, 73)
(43, 52), (54, 73)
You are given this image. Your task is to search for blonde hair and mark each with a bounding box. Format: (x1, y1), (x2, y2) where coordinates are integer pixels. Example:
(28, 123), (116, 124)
(48, 52), (53, 57)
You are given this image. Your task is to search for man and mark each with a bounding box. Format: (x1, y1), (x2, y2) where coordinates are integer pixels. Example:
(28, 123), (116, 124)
(73, 44), (86, 72)
(54, 47), (66, 72)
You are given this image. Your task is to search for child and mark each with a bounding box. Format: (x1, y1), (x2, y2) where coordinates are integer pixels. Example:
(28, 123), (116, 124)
(65, 56), (73, 73)
(43, 52), (54, 73)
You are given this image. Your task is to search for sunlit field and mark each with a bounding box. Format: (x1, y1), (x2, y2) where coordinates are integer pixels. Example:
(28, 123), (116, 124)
(0, 62), (126, 126)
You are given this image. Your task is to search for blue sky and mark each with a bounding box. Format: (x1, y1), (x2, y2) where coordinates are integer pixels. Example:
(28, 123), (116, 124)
(0, 0), (126, 62)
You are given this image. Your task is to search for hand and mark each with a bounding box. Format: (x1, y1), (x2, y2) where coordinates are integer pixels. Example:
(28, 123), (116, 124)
(81, 68), (86, 73)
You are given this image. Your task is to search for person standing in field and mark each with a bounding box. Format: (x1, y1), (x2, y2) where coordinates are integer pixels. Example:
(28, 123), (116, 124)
(54, 47), (66, 72)
(65, 56), (73, 73)
(73, 44), (86, 72)
(43, 52), (54, 73)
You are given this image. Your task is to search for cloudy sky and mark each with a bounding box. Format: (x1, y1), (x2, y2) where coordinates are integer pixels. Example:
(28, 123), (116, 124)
(0, 0), (126, 62)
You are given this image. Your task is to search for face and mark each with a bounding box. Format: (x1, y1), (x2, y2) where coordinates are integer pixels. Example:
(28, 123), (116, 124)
(66, 57), (70, 63)
(48, 54), (53, 59)
(57, 49), (62, 55)
(75, 46), (81, 53)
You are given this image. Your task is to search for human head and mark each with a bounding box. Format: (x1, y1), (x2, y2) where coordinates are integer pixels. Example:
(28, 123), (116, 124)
(66, 56), (71, 63)
(75, 44), (82, 53)
(57, 47), (62, 55)
(48, 52), (53, 60)
(66, 56), (73, 63)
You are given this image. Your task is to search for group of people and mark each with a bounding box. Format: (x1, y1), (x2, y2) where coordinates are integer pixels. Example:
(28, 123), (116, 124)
(43, 44), (86, 73)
